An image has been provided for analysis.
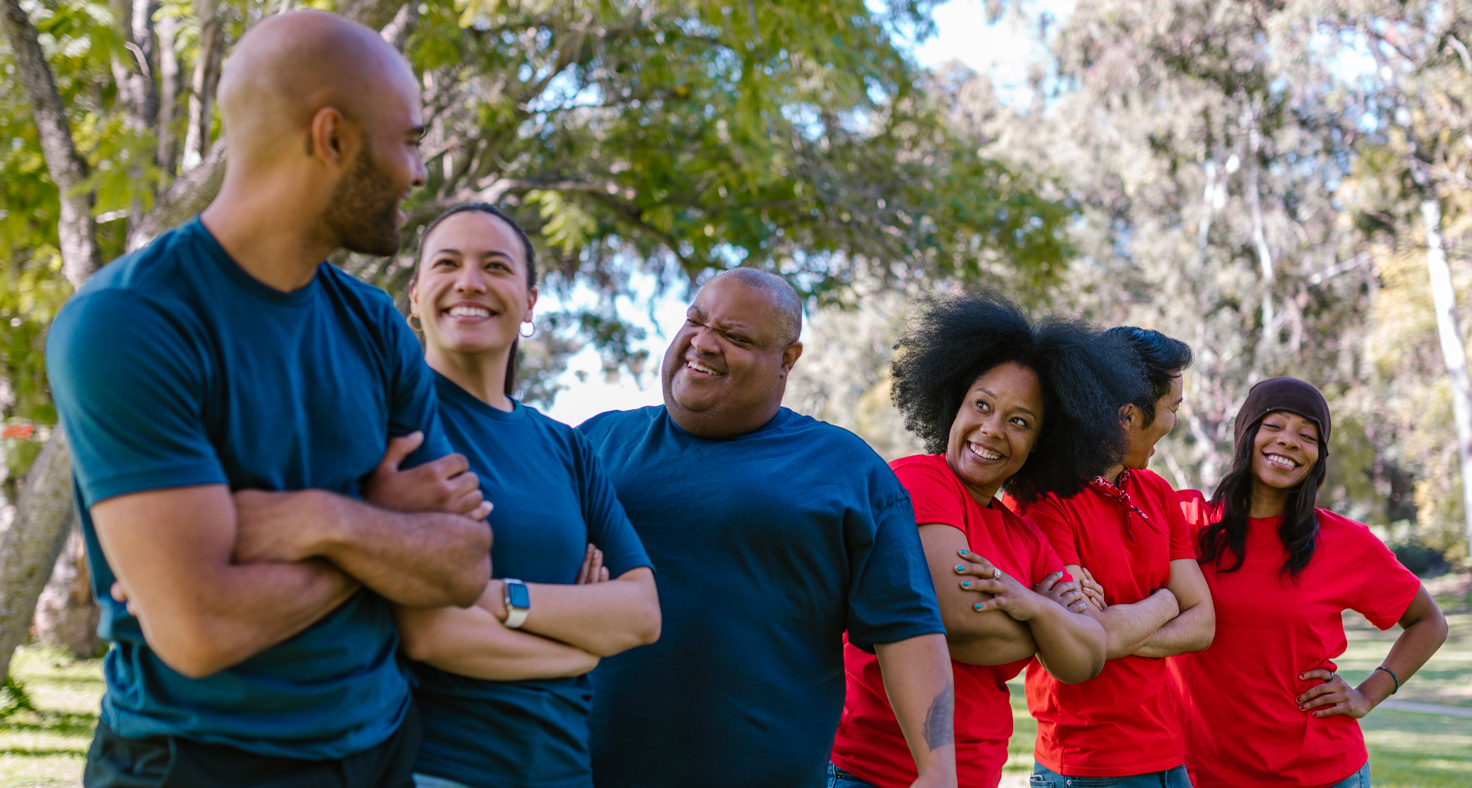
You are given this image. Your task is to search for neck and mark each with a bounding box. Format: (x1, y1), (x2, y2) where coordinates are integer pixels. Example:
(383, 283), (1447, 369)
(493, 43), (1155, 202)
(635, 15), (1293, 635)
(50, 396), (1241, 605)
(426, 344), (513, 412)
(1249, 476), (1290, 518)
(201, 174), (337, 292)
(666, 400), (781, 439)
(1102, 464), (1126, 485)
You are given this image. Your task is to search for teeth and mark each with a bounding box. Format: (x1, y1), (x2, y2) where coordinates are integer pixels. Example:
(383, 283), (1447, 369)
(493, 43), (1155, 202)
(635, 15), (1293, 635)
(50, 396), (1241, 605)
(448, 306), (491, 317)
(1266, 453), (1299, 469)
(969, 443), (1002, 461)
(687, 361), (721, 376)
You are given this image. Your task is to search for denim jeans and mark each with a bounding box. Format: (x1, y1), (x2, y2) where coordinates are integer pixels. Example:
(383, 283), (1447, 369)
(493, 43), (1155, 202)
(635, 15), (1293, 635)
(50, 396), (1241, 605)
(1322, 762), (1371, 788)
(1030, 760), (1193, 787)
(827, 762), (883, 788)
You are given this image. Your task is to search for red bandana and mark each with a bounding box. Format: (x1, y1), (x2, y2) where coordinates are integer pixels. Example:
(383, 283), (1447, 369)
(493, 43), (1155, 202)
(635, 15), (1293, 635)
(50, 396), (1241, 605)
(1088, 471), (1162, 540)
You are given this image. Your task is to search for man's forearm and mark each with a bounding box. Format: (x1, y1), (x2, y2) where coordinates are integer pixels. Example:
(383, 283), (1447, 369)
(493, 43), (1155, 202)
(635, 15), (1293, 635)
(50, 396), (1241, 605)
(1132, 603), (1213, 658)
(1094, 589), (1179, 660)
(945, 611), (1037, 666)
(490, 569), (660, 657)
(875, 633), (958, 787)
(394, 598), (600, 681)
(316, 493), (491, 607)
(139, 559), (359, 678)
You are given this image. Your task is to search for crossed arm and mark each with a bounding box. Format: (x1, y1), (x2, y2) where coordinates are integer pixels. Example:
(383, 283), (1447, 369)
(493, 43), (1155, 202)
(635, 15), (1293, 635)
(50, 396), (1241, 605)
(396, 557), (660, 681)
(918, 525), (1105, 683)
(95, 434), (492, 679)
(1072, 558), (1213, 660)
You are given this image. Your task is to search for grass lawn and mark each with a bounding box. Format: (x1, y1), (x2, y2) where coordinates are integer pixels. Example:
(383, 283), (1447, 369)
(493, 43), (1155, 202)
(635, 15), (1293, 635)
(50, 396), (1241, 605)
(2, 578), (1468, 787)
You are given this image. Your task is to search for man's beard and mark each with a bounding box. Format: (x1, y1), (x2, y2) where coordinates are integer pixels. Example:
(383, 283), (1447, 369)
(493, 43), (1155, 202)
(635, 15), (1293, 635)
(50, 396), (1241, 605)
(323, 139), (402, 257)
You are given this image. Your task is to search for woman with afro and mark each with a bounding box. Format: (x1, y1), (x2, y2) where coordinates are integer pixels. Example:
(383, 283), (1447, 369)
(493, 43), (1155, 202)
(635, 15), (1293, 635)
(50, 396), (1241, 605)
(827, 289), (1146, 788)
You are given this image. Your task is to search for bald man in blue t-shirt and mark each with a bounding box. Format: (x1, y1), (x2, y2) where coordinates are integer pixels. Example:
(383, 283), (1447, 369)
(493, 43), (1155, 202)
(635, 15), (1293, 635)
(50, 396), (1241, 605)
(47, 11), (490, 788)
(578, 270), (956, 788)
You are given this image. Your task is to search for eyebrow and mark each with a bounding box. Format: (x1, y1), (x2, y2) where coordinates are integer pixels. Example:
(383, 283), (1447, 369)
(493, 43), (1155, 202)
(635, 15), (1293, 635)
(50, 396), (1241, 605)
(978, 388), (1038, 417)
(430, 248), (517, 259)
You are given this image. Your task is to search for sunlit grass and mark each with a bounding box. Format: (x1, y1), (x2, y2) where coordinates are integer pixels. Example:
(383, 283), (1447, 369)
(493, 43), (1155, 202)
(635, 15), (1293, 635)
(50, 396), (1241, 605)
(0, 646), (101, 788)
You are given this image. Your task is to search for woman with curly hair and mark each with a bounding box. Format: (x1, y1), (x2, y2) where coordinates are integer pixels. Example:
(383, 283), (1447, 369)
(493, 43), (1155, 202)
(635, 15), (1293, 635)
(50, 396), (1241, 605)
(1020, 326), (1211, 788)
(1176, 378), (1447, 788)
(828, 289), (1139, 788)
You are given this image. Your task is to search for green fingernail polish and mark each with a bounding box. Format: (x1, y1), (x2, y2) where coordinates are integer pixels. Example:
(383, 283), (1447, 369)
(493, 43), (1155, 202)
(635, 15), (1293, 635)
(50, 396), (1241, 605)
(973, 603), (983, 610)
(961, 580), (970, 588)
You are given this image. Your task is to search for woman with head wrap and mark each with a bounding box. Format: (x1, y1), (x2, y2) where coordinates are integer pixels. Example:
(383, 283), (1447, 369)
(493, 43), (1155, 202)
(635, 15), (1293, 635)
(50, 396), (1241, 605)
(1177, 378), (1448, 788)
(828, 289), (1141, 788)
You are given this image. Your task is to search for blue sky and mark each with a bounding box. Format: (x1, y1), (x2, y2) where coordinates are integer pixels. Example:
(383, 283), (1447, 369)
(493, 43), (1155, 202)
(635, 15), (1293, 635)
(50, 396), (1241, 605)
(541, 0), (1073, 425)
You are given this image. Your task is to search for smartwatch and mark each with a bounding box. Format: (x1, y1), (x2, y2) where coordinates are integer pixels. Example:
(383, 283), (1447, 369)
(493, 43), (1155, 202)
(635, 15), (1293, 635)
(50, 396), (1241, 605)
(503, 578), (530, 629)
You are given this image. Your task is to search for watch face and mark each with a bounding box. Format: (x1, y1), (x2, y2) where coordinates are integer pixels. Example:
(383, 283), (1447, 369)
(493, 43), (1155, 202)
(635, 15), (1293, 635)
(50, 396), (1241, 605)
(507, 582), (531, 609)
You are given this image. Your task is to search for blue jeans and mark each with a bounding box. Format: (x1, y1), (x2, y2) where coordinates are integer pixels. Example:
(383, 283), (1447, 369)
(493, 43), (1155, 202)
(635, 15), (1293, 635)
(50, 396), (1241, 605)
(827, 762), (883, 788)
(1031, 761), (1192, 787)
(1323, 762), (1371, 788)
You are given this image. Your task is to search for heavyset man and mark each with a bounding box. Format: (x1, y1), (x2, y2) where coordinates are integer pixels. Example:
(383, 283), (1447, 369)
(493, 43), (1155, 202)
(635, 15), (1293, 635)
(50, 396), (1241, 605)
(46, 12), (491, 788)
(577, 269), (956, 788)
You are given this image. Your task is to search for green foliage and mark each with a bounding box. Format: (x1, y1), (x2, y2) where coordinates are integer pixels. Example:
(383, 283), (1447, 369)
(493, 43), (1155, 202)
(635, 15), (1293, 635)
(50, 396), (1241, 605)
(0, 675), (35, 718)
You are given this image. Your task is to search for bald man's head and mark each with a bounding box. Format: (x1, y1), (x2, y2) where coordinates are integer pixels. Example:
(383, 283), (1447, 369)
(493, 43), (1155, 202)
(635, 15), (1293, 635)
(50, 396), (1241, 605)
(216, 10), (427, 255)
(709, 268), (803, 346)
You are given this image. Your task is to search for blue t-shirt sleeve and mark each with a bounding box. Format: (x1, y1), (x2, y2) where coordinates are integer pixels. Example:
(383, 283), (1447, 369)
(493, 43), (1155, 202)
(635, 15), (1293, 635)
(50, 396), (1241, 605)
(46, 290), (227, 503)
(383, 304), (452, 469)
(845, 488), (946, 651)
(573, 430), (652, 577)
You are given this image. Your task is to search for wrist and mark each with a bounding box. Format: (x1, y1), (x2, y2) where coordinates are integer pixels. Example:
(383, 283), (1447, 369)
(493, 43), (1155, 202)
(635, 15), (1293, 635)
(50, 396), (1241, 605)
(305, 490), (352, 559)
(479, 579), (509, 622)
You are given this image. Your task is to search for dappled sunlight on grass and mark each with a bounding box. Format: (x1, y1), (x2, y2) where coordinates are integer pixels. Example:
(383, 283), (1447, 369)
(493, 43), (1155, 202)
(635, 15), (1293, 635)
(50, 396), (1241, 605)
(0, 646), (101, 788)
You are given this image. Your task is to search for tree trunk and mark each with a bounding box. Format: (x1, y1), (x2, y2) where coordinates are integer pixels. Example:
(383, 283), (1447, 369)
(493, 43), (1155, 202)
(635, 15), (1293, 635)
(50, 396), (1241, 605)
(0, 434), (75, 684)
(1421, 196), (1472, 551)
(0, 0), (103, 287)
(33, 517), (100, 659)
(181, 0), (222, 171)
(156, 10), (183, 175)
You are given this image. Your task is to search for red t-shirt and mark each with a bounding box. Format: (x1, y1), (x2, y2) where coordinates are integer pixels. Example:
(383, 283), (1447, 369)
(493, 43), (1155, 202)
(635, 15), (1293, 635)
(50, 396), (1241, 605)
(831, 454), (1068, 788)
(1173, 492), (1421, 787)
(1017, 468), (1196, 777)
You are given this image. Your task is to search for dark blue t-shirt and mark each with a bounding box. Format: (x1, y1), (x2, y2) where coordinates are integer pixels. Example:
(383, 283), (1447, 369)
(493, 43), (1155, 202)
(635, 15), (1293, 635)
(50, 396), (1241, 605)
(45, 217), (452, 759)
(576, 406), (943, 788)
(413, 374), (652, 788)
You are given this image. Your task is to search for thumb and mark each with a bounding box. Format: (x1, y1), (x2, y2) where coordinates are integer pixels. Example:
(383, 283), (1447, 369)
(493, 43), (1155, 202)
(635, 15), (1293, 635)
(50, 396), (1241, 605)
(378, 431), (424, 473)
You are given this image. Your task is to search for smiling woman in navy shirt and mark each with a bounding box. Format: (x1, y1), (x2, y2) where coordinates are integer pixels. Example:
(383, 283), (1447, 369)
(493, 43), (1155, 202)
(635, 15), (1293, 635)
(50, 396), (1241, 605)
(394, 203), (661, 788)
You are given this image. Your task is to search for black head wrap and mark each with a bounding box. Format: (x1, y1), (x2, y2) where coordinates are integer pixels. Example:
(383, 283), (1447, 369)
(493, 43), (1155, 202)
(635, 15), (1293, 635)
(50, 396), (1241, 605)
(1233, 377), (1332, 453)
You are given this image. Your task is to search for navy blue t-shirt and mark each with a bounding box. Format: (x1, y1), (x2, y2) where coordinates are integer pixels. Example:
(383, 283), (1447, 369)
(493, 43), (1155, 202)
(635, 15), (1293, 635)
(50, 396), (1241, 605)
(45, 217), (452, 759)
(576, 406), (943, 788)
(414, 374), (652, 788)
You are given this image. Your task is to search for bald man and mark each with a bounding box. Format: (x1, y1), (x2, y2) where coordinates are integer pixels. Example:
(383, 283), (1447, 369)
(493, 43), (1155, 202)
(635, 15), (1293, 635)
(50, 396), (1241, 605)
(46, 11), (491, 788)
(577, 270), (956, 788)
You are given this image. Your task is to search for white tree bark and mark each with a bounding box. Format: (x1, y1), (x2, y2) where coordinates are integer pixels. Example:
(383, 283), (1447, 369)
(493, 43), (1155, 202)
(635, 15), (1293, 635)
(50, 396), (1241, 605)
(0, 434), (74, 684)
(1421, 196), (1472, 550)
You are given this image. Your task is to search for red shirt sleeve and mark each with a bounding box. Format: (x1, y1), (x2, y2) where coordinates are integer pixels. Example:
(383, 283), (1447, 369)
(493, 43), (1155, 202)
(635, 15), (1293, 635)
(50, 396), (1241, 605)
(1022, 493), (1081, 566)
(1346, 516), (1422, 629)
(892, 457), (965, 536)
(1028, 522), (1071, 585)
(1166, 487), (1196, 561)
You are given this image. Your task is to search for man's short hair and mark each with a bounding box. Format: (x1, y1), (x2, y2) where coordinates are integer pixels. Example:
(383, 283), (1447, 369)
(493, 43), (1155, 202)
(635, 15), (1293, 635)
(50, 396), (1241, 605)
(711, 268), (802, 346)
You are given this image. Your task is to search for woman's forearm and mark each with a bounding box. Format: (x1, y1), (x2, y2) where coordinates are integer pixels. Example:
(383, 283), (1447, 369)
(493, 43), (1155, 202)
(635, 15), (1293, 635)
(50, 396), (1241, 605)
(1030, 602), (1107, 683)
(946, 611), (1038, 666)
(487, 568), (661, 657)
(1360, 588), (1449, 709)
(394, 591), (600, 681)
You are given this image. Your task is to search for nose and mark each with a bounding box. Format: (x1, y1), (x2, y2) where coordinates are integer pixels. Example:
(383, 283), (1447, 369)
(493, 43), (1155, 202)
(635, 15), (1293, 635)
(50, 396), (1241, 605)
(453, 265), (486, 293)
(410, 151), (428, 188)
(688, 325), (720, 354)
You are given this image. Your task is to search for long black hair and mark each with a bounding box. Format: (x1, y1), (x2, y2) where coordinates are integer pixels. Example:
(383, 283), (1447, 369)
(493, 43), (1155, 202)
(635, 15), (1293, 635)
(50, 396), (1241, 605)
(1197, 415), (1327, 579)
(890, 289), (1147, 504)
(414, 203), (538, 397)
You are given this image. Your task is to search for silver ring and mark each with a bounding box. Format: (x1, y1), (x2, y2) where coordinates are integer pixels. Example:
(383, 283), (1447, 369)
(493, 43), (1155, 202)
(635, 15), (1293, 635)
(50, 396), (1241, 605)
(992, 568), (1001, 580)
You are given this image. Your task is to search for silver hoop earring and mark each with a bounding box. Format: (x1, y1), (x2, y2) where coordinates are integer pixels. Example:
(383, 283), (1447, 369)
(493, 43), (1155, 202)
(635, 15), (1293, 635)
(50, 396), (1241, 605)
(519, 321), (536, 338)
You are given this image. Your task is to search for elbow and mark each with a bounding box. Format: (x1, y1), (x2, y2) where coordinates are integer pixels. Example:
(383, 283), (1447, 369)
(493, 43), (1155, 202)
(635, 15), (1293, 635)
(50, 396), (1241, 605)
(447, 552), (492, 608)
(146, 621), (243, 679)
(593, 601), (662, 657)
(396, 625), (438, 664)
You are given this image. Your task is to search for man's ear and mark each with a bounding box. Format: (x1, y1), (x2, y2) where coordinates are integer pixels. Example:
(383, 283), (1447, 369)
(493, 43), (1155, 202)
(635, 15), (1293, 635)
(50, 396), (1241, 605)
(307, 106), (356, 170)
(778, 342), (803, 378)
(1119, 403), (1140, 431)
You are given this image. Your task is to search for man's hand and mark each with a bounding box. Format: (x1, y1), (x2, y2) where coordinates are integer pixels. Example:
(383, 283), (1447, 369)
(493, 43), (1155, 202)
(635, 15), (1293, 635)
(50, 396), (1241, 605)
(362, 431), (491, 520)
(1077, 566), (1107, 611)
(576, 544), (610, 585)
(1035, 572), (1088, 614)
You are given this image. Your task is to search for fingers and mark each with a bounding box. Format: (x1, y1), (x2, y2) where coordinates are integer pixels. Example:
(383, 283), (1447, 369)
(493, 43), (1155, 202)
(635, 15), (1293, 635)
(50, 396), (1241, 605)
(956, 549), (998, 576)
(1033, 571), (1064, 594)
(377, 431), (425, 473)
(1300, 668), (1335, 682)
(577, 544), (597, 585)
(1308, 702), (1352, 718)
(599, 566), (610, 582)
(468, 501), (493, 521)
(959, 578), (1006, 595)
(110, 582), (136, 615)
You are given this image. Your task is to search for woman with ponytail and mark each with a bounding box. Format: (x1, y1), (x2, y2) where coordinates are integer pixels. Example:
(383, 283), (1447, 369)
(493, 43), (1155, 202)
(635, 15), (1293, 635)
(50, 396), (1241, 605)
(394, 204), (661, 788)
(1178, 377), (1447, 788)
